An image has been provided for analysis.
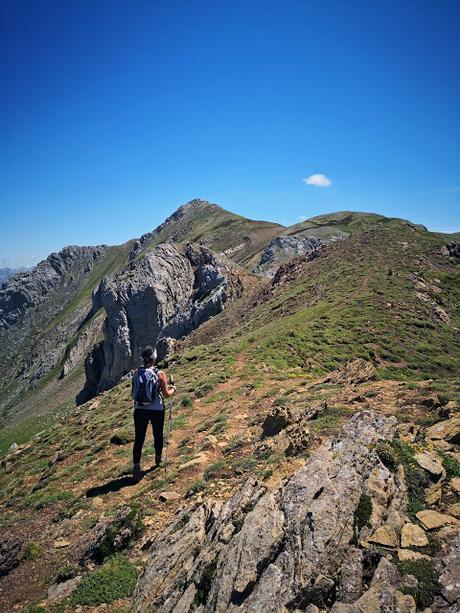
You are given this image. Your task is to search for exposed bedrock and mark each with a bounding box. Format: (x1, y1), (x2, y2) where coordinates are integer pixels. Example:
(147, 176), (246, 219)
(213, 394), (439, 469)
(134, 410), (399, 612)
(0, 245), (106, 332)
(84, 243), (242, 396)
(252, 235), (322, 277)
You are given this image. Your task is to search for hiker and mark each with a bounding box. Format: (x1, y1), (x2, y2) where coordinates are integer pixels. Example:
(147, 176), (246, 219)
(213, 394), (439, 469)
(131, 345), (176, 480)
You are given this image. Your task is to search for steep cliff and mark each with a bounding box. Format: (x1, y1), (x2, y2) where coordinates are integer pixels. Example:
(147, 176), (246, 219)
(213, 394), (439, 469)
(81, 243), (243, 399)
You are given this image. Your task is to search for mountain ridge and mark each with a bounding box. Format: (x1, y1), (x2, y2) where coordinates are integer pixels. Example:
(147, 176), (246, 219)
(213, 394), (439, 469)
(0, 199), (459, 612)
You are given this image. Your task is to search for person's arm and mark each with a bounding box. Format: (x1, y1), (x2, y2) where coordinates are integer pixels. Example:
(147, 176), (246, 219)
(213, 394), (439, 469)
(158, 371), (176, 398)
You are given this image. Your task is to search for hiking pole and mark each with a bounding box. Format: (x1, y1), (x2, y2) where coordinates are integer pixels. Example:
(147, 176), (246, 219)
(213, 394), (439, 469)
(163, 375), (174, 474)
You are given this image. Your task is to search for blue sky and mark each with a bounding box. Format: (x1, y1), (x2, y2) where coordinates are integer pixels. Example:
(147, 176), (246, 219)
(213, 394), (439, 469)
(1, 0), (459, 267)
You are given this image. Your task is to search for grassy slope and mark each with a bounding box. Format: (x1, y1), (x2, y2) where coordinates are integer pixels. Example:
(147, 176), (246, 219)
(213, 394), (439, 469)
(1, 217), (459, 609)
(138, 200), (284, 267)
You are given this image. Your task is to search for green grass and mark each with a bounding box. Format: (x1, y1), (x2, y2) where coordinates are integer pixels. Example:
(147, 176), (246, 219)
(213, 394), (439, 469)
(397, 558), (440, 608)
(22, 489), (75, 510)
(376, 439), (430, 516)
(0, 411), (66, 456)
(24, 542), (44, 560)
(354, 492), (372, 534)
(69, 555), (138, 606)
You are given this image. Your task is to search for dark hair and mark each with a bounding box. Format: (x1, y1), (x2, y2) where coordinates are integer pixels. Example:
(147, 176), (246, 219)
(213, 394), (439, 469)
(141, 345), (157, 365)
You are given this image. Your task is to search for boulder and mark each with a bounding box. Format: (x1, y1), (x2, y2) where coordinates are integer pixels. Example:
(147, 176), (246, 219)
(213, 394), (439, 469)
(328, 359), (376, 385)
(416, 510), (459, 530)
(414, 451), (445, 478)
(447, 502), (460, 519)
(394, 590), (417, 612)
(47, 576), (82, 603)
(400, 523), (428, 548)
(368, 525), (399, 548)
(261, 406), (292, 437)
(426, 416), (460, 444)
(425, 481), (442, 505)
(337, 547), (363, 603)
(397, 549), (430, 562)
(451, 477), (460, 495)
(53, 538), (71, 549)
(0, 538), (24, 577)
(159, 491), (181, 502)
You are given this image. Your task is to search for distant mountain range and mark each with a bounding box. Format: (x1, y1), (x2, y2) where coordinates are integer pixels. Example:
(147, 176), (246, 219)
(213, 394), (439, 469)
(0, 266), (28, 286)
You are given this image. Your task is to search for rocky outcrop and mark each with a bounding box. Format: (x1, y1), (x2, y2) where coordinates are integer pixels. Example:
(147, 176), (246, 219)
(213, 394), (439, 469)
(326, 358), (376, 385)
(440, 242), (460, 259)
(85, 243), (242, 394)
(252, 235), (322, 277)
(0, 246), (106, 331)
(80, 506), (143, 564)
(0, 539), (24, 577)
(134, 410), (398, 612)
(60, 311), (104, 378)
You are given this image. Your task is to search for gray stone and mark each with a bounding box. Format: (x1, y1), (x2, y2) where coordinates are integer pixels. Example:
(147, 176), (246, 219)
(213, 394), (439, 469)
(252, 235), (323, 277)
(438, 534), (460, 604)
(134, 410), (397, 612)
(86, 243), (242, 394)
(47, 576), (82, 603)
(337, 547), (364, 603)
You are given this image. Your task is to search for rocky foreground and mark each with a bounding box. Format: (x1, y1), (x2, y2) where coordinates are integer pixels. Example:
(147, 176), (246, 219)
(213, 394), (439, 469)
(133, 407), (460, 613)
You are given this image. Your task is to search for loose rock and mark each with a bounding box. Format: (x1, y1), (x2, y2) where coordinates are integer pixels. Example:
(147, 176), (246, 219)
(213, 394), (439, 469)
(400, 523), (428, 548)
(416, 510), (459, 530)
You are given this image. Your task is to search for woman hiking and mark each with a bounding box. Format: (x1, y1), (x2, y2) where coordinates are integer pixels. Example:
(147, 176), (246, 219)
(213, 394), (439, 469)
(131, 345), (176, 481)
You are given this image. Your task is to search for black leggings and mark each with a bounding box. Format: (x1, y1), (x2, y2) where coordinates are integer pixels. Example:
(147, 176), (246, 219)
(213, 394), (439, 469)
(133, 409), (165, 464)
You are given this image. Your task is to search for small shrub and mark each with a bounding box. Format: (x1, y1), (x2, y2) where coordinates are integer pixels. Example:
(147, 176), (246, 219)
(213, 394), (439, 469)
(223, 437), (245, 454)
(195, 382), (214, 398)
(70, 555), (138, 606)
(354, 492), (372, 534)
(397, 559), (440, 608)
(375, 441), (399, 471)
(211, 413), (228, 434)
(54, 563), (79, 583)
(187, 479), (206, 495)
(440, 453), (460, 480)
(172, 415), (188, 430)
(180, 396), (192, 407)
(194, 556), (218, 606)
(110, 430), (133, 445)
(24, 542), (43, 560)
(24, 605), (46, 613)
(204, 460), (227, 481)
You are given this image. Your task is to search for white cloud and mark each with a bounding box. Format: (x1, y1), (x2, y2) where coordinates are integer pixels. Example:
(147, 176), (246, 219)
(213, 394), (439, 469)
(303, 173), (332, 187)
(298, 215), (308, 221)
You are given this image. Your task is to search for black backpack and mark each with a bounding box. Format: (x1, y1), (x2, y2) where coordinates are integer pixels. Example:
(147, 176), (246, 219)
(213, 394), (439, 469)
(133, 367), (160, 404)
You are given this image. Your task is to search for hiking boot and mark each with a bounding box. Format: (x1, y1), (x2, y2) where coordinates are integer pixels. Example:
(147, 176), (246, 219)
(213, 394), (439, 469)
(132, 464), (143, 481)
(155, 455), (162, 467)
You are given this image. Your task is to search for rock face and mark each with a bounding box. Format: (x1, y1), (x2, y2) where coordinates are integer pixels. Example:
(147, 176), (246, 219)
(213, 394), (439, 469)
(83, 243), (242, 395)
(0, 267), (28, 286)
(134, 410), (397, 612)
(0, 245), (107, 421)
(252, 235), (322, 277)
(0, 246), (106, 331)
